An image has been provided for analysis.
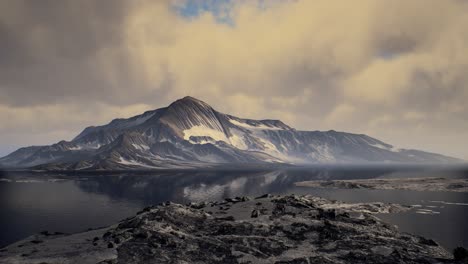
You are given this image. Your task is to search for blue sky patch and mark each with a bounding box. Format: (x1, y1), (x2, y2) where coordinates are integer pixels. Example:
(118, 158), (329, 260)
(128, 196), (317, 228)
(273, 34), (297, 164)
(175, 0), (234, 25)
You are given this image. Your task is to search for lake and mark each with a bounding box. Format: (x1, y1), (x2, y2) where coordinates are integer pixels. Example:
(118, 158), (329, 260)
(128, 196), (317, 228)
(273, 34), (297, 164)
(0, 167), (467, 251)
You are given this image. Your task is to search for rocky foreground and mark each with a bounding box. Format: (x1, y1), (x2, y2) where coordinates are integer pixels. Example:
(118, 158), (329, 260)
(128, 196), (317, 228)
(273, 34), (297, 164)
(0, 195), (460, 264)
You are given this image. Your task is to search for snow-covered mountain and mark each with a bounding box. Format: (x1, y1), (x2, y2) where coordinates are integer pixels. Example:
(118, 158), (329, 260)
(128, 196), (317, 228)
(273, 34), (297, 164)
(0, 96), (461, 170)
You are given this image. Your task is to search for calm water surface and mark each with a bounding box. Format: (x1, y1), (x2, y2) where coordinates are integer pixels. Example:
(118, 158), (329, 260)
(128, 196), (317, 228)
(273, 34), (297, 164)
(0, 167), (467, 250)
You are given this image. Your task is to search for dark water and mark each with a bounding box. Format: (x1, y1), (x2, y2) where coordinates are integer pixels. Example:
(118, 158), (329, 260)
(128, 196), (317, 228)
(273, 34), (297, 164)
(0, 167), (467, 251)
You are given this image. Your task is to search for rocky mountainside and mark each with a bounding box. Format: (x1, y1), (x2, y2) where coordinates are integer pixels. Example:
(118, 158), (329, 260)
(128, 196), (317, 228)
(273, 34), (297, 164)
(0, 96), (461, 170)
(0, 195), (456, 263)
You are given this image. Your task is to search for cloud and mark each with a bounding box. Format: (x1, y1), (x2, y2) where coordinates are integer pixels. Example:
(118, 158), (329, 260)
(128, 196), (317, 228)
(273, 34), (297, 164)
(0, 0), (467, 159)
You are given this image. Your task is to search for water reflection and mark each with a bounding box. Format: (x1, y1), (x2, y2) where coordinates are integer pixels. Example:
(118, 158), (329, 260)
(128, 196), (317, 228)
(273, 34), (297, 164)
(72, 168), (413, 204)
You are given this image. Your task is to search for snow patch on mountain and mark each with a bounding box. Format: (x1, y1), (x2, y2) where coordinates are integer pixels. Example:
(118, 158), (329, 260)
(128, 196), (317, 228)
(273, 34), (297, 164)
(227, 129), (248, 150)
(371, 143), (401, 152)
(229, 118), (284, 130)
(127, 112), (156, 127)
(183, 125), (228, 143)
(307, 144), (336, 162)
(131, 143), (150, 151)
(118, 157), (158, 168)
(77, 142), (102, 150)
(197, 154), (226, 163)
(183, 125), (248, 150)
(68, 146), (83, 151)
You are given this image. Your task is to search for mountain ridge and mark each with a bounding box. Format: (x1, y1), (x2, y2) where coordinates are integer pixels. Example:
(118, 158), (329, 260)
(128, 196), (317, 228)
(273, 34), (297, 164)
(0, 96), (462, 170)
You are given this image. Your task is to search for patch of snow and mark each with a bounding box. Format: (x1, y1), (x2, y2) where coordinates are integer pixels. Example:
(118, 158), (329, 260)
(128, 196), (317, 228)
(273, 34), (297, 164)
(197, 154), (225, 163)
(118, 157), (158, 168)
(69, 146), (83, 151)
(415, 209), (440, 215)
(132, 143), (150, 151)
(229, 119), (284, 130)
(76, 164), (94, 170)
(183, 125), (228, 143)
(0, 178), (12, 182)
(77, 142), (102, 149)
(429, 201), (468, 206)
(184, 125), (249, 150)
(15, 179), (43, 183)
(257, 137), (280, 153)
(117, 112), (155, 129)
(228, 129), (248, 150)
(307, 144), (336, 162)
(130, 112), (155, 126)
(370, 143), (400, 152)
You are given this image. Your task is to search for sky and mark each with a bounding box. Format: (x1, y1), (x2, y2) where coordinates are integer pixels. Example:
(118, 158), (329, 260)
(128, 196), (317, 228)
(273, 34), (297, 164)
(0, 0), (467, 159)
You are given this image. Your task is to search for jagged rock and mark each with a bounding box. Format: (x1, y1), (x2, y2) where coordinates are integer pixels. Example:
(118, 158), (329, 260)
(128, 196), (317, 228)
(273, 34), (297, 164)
(251, 209), (259, 218)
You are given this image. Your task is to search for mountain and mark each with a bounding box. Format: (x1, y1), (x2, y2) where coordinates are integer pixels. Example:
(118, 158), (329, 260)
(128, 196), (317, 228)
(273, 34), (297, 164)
(0, 96), (462, 170)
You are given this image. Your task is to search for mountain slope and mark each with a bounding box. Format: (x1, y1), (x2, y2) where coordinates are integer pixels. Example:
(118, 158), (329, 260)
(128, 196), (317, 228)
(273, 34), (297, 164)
(0, 96), (462, 170)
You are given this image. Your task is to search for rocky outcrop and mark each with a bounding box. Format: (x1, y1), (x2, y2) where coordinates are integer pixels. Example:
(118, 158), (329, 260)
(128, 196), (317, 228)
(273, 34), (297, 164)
(295, 177), (468, 193)
(0, 195), (456, 263)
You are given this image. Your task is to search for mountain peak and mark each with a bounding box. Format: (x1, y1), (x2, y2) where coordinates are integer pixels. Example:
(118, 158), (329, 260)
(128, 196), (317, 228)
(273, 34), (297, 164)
(168, 96), (214, 111)
(177, 96), (207, 104)
(181, 95), (201, 102)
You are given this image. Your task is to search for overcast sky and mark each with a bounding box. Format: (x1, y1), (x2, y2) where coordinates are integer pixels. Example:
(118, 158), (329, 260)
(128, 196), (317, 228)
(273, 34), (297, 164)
(0, 0), (467, 159)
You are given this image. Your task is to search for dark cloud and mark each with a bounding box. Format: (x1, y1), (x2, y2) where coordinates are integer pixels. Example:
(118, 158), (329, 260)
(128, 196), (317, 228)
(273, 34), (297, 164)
(0, 0), (172, 107)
